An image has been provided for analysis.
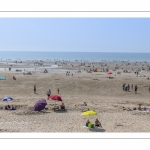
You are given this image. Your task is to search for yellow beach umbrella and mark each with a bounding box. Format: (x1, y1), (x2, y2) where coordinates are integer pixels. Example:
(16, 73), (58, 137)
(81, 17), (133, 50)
(81, 110), (97, 116)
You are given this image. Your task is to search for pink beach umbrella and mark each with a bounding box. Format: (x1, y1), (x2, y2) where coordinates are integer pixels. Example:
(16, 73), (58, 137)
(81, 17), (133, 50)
(107, 72), (113, 74)
(49, 95), (62, 101)
(49, 94), (62, 107)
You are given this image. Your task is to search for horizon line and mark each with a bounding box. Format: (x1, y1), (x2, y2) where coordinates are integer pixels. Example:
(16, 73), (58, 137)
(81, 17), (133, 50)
(0, 51), (150, 53)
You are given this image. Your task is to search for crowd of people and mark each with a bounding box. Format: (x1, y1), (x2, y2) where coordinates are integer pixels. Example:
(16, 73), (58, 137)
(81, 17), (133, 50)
(4, 105), (16, 110)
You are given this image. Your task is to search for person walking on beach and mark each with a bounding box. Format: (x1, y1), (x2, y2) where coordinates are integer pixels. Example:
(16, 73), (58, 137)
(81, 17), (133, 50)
(34, 85), (36, 94)
(134, 85), (138, 94)
(122, 83), (125, 91)
(127, 84), (130, 92)
(47, 89), (51, 100)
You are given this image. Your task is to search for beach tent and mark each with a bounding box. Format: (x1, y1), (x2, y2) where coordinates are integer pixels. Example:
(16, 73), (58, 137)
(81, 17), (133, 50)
(141, 67), (145, 70)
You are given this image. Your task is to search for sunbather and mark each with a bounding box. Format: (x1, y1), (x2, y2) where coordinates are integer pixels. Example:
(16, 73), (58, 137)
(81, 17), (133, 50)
(95, 118), (102, 127)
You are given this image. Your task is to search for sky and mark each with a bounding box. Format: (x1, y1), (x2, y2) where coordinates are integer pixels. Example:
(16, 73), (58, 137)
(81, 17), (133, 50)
(0, 18), (150, 53)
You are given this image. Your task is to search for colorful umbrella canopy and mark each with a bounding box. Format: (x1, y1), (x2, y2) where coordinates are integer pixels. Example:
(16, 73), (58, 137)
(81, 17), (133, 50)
(82, 110), (97, 116)
(2, 96), (13, 102)
(34, 99), (47, 111)
(49, 95), (62, 101)
(107, 72), (112, 74)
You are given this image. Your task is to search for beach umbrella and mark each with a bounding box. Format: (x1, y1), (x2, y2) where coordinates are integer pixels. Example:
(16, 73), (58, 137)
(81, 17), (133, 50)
(2, 96), (13, 102)
(49, 94), (62, 107)
(49, 95), (62, 101)
(107, 72), (112, 74)
(34, 99), (47, 111)
(82, 110), (97, 116)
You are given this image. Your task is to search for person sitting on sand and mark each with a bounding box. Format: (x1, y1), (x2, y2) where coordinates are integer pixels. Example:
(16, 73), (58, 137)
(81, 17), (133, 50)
(11, 105), (16, 110)
(44, 69), (48, 73)
(122, 106), (126, 110)
(95, 118), (102, 127)
(13, 76), (16, 80)
(86, 119), (90, 127)
(60, 103), (65, 111)
(83, 102), (87, 106)
(4, 106), (8, 110)
(7, 105), (11, 110)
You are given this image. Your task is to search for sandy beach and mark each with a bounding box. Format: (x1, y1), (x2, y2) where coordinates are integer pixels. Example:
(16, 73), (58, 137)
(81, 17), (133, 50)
(0, 60), (150, 132)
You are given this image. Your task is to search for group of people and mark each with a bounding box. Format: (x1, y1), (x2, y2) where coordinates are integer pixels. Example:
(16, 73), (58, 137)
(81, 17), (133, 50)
(123, 104), (148, 111)
(4, 105), (16, 110)
(44, 69), (48, 73)
(54, 103), (66, 111)
(122, 83), (138, 93)
(86, 118), (102, 128)
(66, 71), (73, 76)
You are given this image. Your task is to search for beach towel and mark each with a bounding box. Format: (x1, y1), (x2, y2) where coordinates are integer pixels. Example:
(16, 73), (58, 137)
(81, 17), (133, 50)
(135, 110), (149, 113)
(83, 126), (89, 128)
(0, 76), (6, 80)
(83, 125), (94, 129)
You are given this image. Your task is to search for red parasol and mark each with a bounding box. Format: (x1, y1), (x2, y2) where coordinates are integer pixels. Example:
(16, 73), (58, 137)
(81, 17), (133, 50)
(107, 72), (113, 74)
(49, 94), (62, 101)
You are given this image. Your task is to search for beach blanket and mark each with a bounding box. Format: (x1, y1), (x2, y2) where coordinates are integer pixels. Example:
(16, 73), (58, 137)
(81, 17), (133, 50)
(135, 110), (149, 113)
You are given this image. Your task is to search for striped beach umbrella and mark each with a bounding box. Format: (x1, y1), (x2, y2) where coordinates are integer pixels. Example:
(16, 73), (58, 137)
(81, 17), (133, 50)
(2, 96), (13, 102)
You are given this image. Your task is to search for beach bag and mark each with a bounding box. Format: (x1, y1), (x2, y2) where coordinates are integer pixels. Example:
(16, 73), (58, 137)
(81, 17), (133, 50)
(88, 123), (94, 128)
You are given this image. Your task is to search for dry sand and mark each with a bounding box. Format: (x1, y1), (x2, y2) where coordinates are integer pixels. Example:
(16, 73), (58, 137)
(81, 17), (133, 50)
(0, 60), (150, 132)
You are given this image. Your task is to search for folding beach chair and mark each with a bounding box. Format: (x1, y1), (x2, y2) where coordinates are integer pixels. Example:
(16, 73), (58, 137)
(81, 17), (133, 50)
(0, 76), (6, 80)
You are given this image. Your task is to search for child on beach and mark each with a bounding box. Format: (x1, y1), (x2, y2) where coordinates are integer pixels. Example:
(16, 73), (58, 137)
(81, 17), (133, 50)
(47, 89), (51, 99)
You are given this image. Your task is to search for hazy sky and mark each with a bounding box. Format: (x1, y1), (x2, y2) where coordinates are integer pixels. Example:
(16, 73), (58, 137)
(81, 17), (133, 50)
(0, 18), (150, 53)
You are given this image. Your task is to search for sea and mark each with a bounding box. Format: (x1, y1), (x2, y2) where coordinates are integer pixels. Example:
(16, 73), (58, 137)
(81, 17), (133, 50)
(0, 51), (150, 62)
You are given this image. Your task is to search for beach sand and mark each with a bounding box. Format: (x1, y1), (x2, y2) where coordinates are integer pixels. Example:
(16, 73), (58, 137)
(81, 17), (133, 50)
(0, 60), (150, 132)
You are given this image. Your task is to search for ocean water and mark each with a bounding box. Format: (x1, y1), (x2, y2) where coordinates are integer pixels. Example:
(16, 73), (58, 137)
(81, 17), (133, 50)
(0, 51), (150, 62)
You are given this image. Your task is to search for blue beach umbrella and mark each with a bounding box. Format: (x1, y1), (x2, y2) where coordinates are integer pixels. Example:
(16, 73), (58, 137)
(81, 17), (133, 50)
(2, 96), (13, 102)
